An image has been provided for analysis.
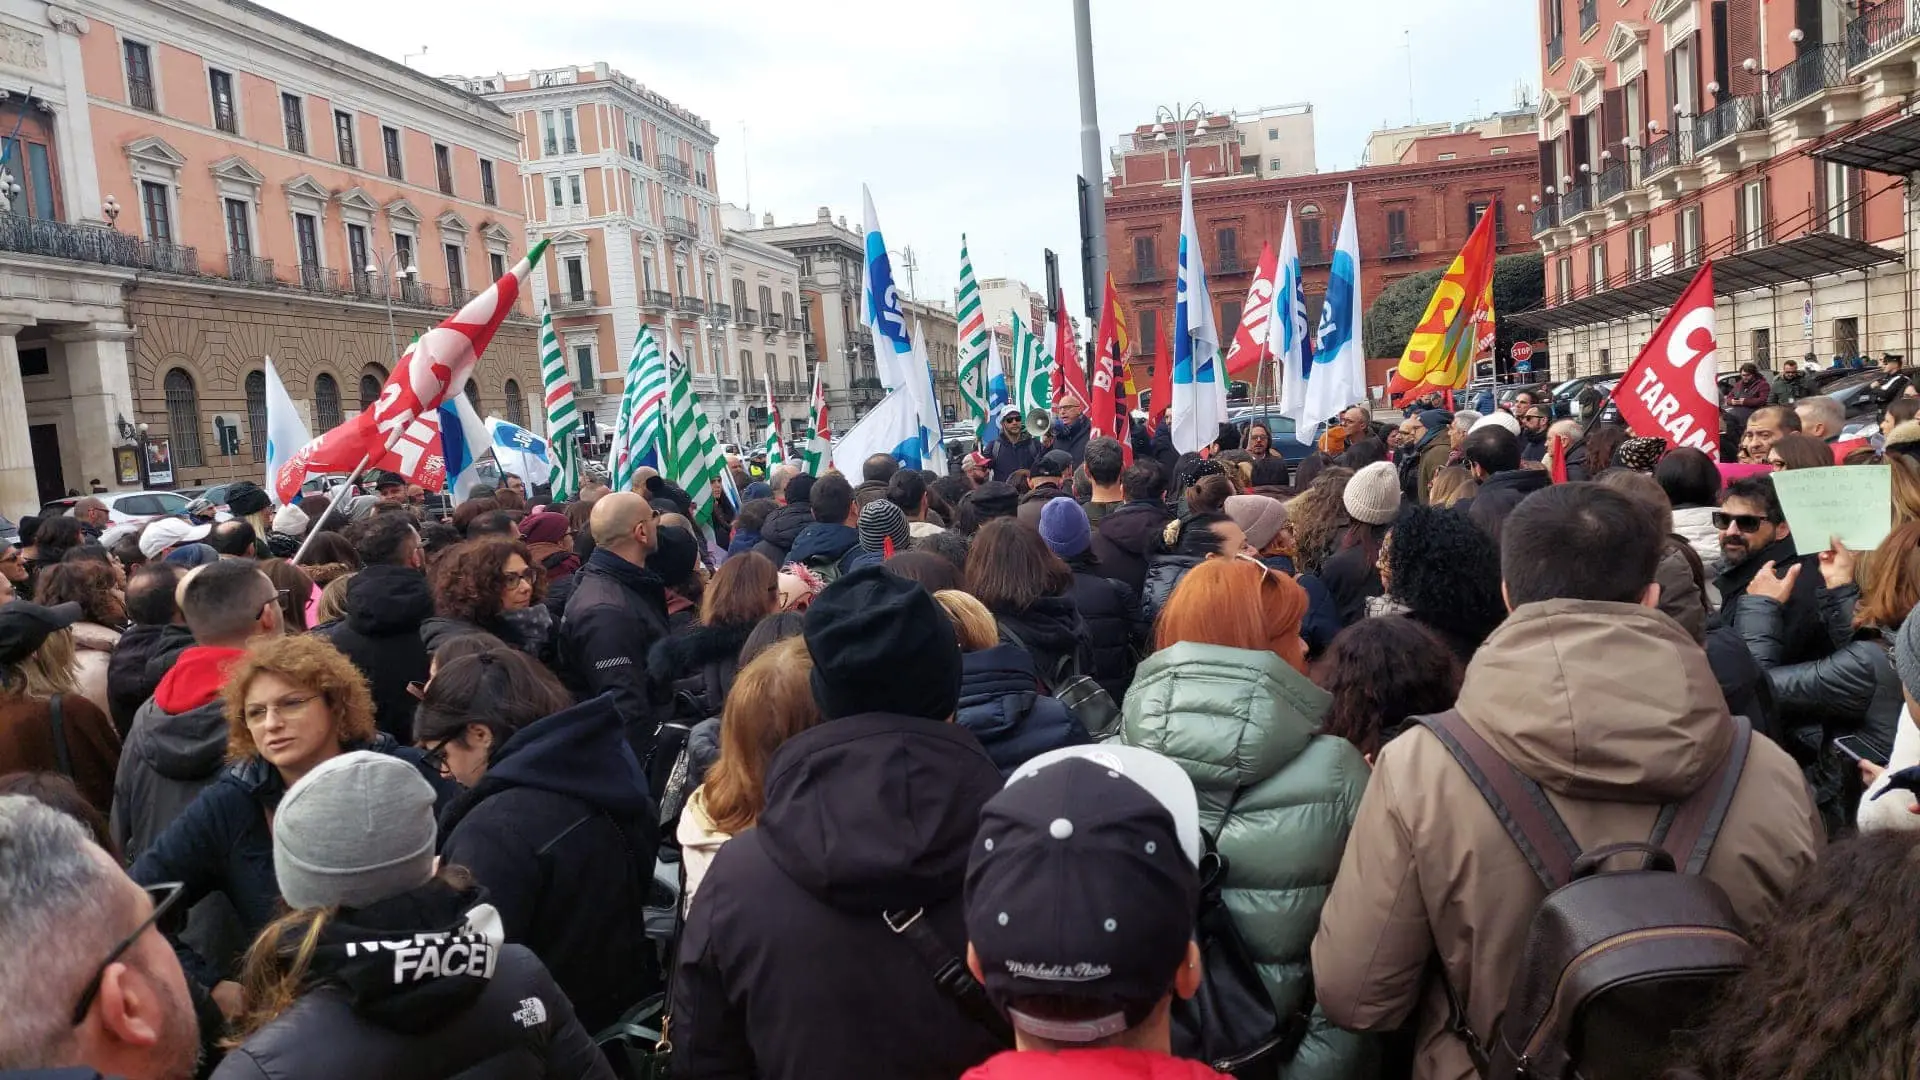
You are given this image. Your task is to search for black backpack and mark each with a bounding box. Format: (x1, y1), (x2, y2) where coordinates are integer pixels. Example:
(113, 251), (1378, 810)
(1416, 710), (1756, 1080)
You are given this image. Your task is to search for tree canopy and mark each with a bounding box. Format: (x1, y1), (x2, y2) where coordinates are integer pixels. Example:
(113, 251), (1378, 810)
(1363, 253), (1545, 365)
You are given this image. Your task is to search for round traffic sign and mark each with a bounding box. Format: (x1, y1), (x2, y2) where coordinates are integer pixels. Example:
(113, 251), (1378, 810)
(1510, 340), (1535, 363)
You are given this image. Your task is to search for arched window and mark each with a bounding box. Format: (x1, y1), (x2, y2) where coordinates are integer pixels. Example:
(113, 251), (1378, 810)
(244, 370), (268, 462)
(464, 379), (481, 409)
(313, 373), (342, 431)
(504, 379), (524, 425)
(359, 365), (387, 410)
(163, 368), (204, 468)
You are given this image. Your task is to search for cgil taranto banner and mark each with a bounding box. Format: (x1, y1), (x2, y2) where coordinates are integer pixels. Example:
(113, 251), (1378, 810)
(1388, 207), (1498, 404)
(1613, 261), (1721, 453)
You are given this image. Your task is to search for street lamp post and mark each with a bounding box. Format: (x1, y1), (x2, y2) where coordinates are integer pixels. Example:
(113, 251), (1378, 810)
(1151, 101), (1213, 176)
(364, 249), (420, 367)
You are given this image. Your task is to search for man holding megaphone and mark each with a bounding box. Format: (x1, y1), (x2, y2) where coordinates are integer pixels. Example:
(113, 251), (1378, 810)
(990, 405), (1044, 482)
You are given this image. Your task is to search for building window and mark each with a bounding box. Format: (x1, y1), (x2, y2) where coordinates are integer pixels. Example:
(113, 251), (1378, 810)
(574, 343), (595, 386)
(1751, 328), (1771, 364)
(1588, 241), (1607, 291)
(505, 379), (524, 425)
(140, 180), (171, 245)
(1555, 255), (1572, 303)
(1490, 146), (1511, 155)
(163, 368), (203, 467)
(548, 173), (584, 210)
(541, 108), (578, 155)
(480, 159), (497, 206)
(1300, 212), (1322, 258)
(124, 42), (155, 111)
(1738, 180), (1769, 250)
(1835, 317), (1860, 359)
(382, 126), (403, 179)
(1139, 309), (1158, 355)
(1678, 206), (1703, 266)
(209, 70), (237, 133)
(0, 108), (60, 221)
(244, 370), (268, 462)
(463, 380), (480, 410)
(1132, 234), (1156, 275)
(434, 143), (453, 195)
(1629, 226), (1650, 280)
(1386, 208), (1409, 253)
(1220, 299), (1243, 338)
(347, 224), (369, 289)
(281, 93), (306, 154)
(489, 251), (505, 281)
(314, 373), (342, 430)
(1216, 226), (1239, 269)
(1819, 161), (1861, 240)
(359, 372), (382, 409)
(444, 244), (464, 297)
(223, 198), (251, 258)
(394, 232), (414, 272)
(334, 111), (356, 167)
(294, 213), (320, 276)
(742, 350), (756, 386)
(562, 256), (586, 301)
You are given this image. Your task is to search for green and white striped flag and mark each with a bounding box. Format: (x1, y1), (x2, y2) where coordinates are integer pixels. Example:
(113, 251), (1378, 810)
(607, 326), (668, 493)
(1008, 312), (1053, 417)
(537, 307), (582, 501)
(761, 372), (788, 466)
(800, 363), (830, 476)
(663, 349), (723, 524)
(955, 236), (992, 443)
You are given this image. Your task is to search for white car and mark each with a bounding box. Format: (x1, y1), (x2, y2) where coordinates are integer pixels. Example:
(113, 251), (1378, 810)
(40, 490), (195, 526)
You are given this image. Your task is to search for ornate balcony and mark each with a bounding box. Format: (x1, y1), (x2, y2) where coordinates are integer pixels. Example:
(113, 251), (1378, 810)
(1695, 94), (1765, 150)
(550, 290), (597, 311)
(641, 289), (672, 311)
(676, 295), (706, 315)
(1771, 43), (1851, 112)
(228, 253), (277, 286)
(663, 214), (697, 241)
(0, 214), (194, 274)
(1848, 0), (1920, 66)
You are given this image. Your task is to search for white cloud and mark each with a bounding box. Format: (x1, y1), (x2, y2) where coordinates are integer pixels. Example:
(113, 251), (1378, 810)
(264, 0), (1539, 318)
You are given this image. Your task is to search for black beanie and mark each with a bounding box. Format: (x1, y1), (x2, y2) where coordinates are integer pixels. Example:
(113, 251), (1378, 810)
(646, 525), (699, 587)
(804, 566), (961, 722)
(786, 473), (815, 505)
(968, 481), (1019, 522)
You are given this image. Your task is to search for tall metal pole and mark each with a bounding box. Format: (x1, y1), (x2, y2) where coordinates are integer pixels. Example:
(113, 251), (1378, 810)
(1072, 0), (1107, 321)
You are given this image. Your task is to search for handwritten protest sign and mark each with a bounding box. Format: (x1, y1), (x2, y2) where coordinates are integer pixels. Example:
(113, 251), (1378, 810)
(1771, 465), (1892, 551)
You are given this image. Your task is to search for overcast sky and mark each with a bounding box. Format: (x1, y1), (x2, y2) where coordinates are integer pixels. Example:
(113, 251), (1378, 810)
(265, 0), (1540, 315)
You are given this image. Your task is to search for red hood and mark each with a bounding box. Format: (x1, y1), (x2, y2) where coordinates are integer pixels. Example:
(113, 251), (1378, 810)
(963, 1049), (1228, 1080)
(153, 645), (245, 714)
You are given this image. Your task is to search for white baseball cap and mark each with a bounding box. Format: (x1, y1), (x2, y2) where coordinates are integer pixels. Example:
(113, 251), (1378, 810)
(138, 517), (212, 560)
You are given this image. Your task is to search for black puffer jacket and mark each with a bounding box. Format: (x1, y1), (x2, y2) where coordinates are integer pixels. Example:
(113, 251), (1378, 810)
(646, 621), (757, 722)
(1139, 553), (1204, 638)
(558, 549), (672, 753)
(1461, 468), (1552, 542)
(438, 694), (658, 1033)
(672, 713), (1007, 1079)
(105, 623), (193, 736)
(315, 565), (433, 742)
(956, 645), (1091, 777)
(1091, 501), (1173, 596)
(208, 880), (612, 1080)
(751, 502), (814, 566)
(992, 594), (1092, 691)
(1062, 553), (1141, 701)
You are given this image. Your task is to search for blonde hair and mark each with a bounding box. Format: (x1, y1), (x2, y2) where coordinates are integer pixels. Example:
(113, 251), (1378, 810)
(316, 573), (352, 624)
(221, 634), (376, 763)
(1427, 466), (1478, 509)
(5, 627), (78, 698)
(934, 589), (999, 651)
(700, 638), (822, 835)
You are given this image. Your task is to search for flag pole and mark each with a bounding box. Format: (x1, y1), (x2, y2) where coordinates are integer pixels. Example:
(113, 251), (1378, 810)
(290, 451), (373, 564)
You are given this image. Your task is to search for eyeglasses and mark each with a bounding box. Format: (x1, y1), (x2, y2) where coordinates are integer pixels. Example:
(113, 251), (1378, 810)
(1711, 511), (1770, 533)
(71, 881), (184, 1026)
(243, 692), (319, 724)
(1522, 413), (1549, 422)
(419, 734), (457, 775)
(503, 568), (540, 586)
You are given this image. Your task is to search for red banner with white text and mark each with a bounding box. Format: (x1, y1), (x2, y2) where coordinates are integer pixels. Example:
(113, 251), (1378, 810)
(1612, 261), (1720, 454)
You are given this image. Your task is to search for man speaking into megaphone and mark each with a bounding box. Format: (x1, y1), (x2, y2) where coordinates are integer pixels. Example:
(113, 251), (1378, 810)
(989, 404), (1043, 483)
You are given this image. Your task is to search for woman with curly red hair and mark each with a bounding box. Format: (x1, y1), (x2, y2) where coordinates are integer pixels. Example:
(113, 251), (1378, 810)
(420, 537), (553, 661)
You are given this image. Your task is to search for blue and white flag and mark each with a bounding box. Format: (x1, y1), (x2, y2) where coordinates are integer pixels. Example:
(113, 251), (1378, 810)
(1305, 183), (1368, 426)
(862, 186), (944, 468)
(981, 325), (1011, 445)
(262, 355), (311, 504)
(1269, 204), (1314, 434)
(1171, 163), (1225, 454)
(486, 417), (551, 493)
(437, 393), (494, 505)
(830, 388), (924, 475)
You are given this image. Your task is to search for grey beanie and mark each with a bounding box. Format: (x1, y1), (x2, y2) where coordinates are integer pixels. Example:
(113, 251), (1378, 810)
(1343, 460), (1403, 526)
(273, 751), (438, 911)
(1895, 612), (1920, 702)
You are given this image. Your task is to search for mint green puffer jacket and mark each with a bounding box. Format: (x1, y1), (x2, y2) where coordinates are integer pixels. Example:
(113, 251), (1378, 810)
(1121, 641), (1373, 1080)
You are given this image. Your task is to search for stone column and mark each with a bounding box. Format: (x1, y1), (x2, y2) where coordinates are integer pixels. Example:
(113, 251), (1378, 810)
(56, 323), (138, 492)
(0, 322), (41, 521)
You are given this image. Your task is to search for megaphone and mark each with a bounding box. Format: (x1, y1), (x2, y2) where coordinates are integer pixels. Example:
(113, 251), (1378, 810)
(1026, 408), (1053, 439)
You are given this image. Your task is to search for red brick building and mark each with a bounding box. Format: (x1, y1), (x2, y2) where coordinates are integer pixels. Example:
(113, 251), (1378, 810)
(1106, 141), (1541, 392)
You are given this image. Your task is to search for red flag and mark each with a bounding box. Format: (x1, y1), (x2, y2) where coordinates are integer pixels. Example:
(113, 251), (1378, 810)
(1388, 207), (1499, 404)
(1548, 433), (1569, 484)
(1050, 288), (1088, 410)
(1224, 241), (1279, 379)
(1149, 324), (1173, 435)
(1612, 262), (1720, 454)
(1092, 274), (1132, 462)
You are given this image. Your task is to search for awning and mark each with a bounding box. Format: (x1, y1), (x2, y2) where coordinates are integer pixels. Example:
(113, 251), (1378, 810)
(1814, 111), (1920, 175)
(1508, 231), (1902, 332)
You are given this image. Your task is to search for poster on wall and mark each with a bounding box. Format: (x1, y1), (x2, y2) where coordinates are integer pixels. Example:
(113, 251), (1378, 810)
(114, 446), (140, 486)
(144, 439), (174, 487)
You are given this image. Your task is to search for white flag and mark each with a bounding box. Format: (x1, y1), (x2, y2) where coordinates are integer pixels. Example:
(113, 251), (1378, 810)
(263, 356), (311, 504)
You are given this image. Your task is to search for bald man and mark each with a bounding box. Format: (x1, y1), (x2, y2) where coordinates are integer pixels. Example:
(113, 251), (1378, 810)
(560, 491), (669, 738)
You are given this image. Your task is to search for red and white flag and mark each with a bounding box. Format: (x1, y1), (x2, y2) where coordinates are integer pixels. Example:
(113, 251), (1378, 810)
(1613, 262), (1720, 454)
(1224, 241), (1279, 379)
(1050, 288), (1088, 410)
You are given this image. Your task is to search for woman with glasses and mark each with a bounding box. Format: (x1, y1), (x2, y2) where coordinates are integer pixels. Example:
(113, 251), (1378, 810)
(420, 538), (554, 663)
(213, 751), (611, 1080)
(1118, 556), (1371, 1077)
(129, 634), (444, 1007)
(415, 646), (655, 1033)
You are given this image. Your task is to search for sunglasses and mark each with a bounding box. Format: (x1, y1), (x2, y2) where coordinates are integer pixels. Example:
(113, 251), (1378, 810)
(71, 881), (184, 1026)
(1711, 511), (1771, 533)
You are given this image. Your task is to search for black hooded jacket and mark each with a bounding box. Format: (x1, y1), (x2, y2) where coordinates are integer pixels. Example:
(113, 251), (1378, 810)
(751, 502), (815, 566)
(438, 694), (658, 1033)
(672, 713), (1008, 1079)
(1090, 500), (1174, 596)
(208, 879), (611, 1080)
(1139, 553), (1204, 637)
(956, 645), (1092, 776)
(1062, 553), (1142, 701)
(1462, 468), (1553, 540)
(646, 620), (757, 721)
(105, 623), (193, 736)
(316, 564), (434, 742)
(559, 549), (672, 751)
(991, 594), (1093, 690)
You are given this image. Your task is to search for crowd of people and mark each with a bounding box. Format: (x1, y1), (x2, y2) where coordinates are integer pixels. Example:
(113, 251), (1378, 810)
(1, 379), (1918, 1080)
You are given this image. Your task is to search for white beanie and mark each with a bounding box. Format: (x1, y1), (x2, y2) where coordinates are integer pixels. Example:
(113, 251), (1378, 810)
(272, 501), (310, 538)
(274, 751), (438, 911)
(1471, 410), (1522, 436)
(1343, 461), (1403, 526)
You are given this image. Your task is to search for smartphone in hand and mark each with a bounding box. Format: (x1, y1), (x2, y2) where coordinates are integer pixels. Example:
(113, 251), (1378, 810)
(1833, 734), (1892, 768)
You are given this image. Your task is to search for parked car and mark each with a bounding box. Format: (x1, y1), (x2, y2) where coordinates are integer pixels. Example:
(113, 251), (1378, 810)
(40, 490), (194, 526)
(0, 515), (17, 547)
(1225, 408), (1317, 464)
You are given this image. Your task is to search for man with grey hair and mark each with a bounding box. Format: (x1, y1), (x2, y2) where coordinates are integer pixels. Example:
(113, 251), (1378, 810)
(767, 463), (800, 503)
(0, 795), (200, 1078)
(1794, 394), (1848, 446)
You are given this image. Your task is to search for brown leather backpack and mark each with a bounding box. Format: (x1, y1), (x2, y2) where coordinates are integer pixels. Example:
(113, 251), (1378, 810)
(1415, 710), (1755, 1080)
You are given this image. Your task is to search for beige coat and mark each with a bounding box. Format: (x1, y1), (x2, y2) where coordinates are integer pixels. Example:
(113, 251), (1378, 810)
(69, 621), (120, 721)
(1311, 599), (1822, 1080)
(675, 784), (731, 911)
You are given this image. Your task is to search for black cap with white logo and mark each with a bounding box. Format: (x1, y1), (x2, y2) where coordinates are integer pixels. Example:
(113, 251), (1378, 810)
(964, 746), (1201, 1043)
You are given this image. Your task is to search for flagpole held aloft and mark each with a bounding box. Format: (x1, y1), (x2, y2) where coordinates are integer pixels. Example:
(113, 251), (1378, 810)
(289, 451), (372, 564)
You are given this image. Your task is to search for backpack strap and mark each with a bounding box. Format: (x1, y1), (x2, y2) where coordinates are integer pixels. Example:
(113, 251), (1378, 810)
(883, 907), (1015, 1047)
(1414, 711), (1581, 891)
(1657, 715), (1753, 875)
(46, 693), (73, 780)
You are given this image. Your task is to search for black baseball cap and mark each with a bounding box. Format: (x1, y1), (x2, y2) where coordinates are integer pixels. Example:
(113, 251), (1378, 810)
(965, 745), (1202, 1043)
(1034, 450), (1074, 479)
(0, 601), (81, 667)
